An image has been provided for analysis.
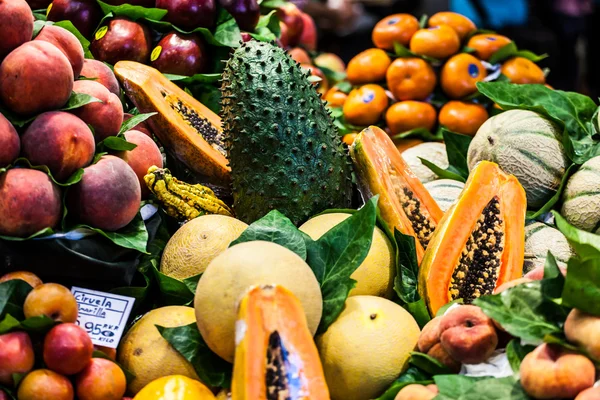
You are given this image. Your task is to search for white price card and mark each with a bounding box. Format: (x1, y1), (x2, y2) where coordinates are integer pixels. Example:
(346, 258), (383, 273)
(71, 286), (135, 348)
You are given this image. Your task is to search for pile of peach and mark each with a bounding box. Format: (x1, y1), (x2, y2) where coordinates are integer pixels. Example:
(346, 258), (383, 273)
(0, 0), (163, 238)
(0, 271), (129, 400)
(319, 11), (547, 141)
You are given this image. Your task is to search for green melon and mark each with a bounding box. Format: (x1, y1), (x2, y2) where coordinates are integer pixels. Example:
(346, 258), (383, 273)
(467, 110), (569, 209)
(401, 142), (448, 183)
(524, 221), (574, 274)
(423, 179), (465, 212)
(561, 156), (600, 233)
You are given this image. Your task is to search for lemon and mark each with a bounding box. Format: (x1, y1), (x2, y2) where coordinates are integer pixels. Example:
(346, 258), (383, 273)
(316, 296), (420, 400)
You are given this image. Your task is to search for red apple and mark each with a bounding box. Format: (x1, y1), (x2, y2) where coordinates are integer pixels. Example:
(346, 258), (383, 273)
(298, 12), (317, 51)
(150, 32), (208, 76)
(155, 0), (216, 30)
(277, 3), (304, 46)
(47, 0), (102, 39)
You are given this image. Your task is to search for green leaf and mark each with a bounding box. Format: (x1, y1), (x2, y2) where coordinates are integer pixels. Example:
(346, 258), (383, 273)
(526, 163), (576, 219)
(212, 8), (243, 48)
(553, 211), (600, 259)
(92, 350), (136, 384)
(476, 81), (600, 164)
(71, 211), (149, 253)
(184, 84), (221, 115)
(97, 0), (168, 21)
(259, 0), (288, 8)
(409, 352), (452, 375)
(335, 81), (353, 94)
(434, 375), (530, 400)
(164, 73), (221, 85)
(62, 92), (103, 111)
(419, 158), (466, 182)
(158, 323), (232, 388)
(0, 315), (21, 334)
(419, 14), (428, 29)
(561, 256), (600, 316)
(515, 49), (548, 63)
(151, 264), (195, 306)
(391, 127), (444, 141)
(1, 157), (84, 187)
(505, 339), (535, 375)
(230, 210), (311, 260)
(393, 41), (415, 58)
(443, 128), (473, 178)
(183, 273), (203, 296)
(319, 65), (347, 85)
(0, 280), (32, 320)
(53, 20), (93, 59)
(307, 196), (378, 333)
(488, 42), (518, 65)
(0, 226), (55, 242)
(18, 315), (57, 334)
(99, 136), (138, 151)
(32, 19), (53, 37)
(375, 366), (432, 400)
(118, 112), (156, 134)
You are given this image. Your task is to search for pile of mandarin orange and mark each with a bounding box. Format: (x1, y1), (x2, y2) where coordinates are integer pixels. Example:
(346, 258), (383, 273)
(323, 12), (548, 144)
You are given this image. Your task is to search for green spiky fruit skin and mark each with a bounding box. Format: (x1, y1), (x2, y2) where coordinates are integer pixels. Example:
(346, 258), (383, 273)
(221, 41), (353, 225)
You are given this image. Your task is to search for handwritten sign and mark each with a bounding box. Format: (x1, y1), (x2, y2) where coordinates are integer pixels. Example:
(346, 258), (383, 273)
(71, 287), (135, 348)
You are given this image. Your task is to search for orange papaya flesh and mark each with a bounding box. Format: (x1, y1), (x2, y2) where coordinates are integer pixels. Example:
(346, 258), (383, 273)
(350, 125), (444, 263)
(232, 285), (329, 400)
(418, 160), (526, 316)
(114, 61), (230, 183)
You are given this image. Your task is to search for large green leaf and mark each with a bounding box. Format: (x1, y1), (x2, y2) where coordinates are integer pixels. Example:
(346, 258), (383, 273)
(0, 280), (33, 320)
(96, 0), (168, 21)
(71, 211), (149, 253)
(434, 375), (530, 400)
(553, 211), (600, 259)
(375, 366), (432, 400)
(561, 257), (600, 316)
(505, 339), (535, 375)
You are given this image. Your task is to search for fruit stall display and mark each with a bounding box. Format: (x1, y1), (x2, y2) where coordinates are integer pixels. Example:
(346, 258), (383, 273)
(2, 0), (600, 398)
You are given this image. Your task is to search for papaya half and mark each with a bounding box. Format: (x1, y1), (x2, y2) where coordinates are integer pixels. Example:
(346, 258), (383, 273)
(418, 160), (526, 316)
(232, 284), (329, 400)
(114, 61), (230, 183)
(350, 125), (443, 263)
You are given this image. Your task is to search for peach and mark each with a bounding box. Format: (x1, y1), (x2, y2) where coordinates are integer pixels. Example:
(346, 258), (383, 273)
(23, 283), (78, 323)
(67, 155), (141, 231)
(395, 384), (438, 400)
(493, 277), (532, 294)
(0, 41), (73, 116)
(565, 308), (600, 361)
(438, 305), (498, 364)
(314, 53), (346, 73)
(93, 345), (117, 360)
(298, 12), (317, 51)
(417, 317), (461, 372)
(71, 80), (124, 142)
(22, 112), (95, 181)
(576, 387), (600, 400)
(116, 130), (163, 198)
(80, 59), (120, 96)
(0, 112), (20, 167)
(44, 323), (93, 375)
(278, 22), (289, 49)
(0, 332), (35, 385)
(0, 169), (62, 237)
(524, 264), (567, 280)
(0, 271), (43, 288)
(76, 358), (127, 400)
(520, 343), (595, 399)
(277, 3), (303, 46)
(17, 369), (74, 400)
(123, 113), (152, 137)
(35, 25), (84, 78)
(289, 47), (312, 65)
(0, 0), (34, 59)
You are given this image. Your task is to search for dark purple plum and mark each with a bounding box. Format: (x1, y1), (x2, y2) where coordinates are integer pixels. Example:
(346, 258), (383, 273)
(218, 0), (259, 31)
(47, 0), (102, 39)
(90, 18), (152, 65)
(155, 0), (216, 30)
(150, 32), (207, 76)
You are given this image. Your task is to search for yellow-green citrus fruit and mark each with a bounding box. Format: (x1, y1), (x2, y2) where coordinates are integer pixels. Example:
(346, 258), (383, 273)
(118, 306), (199, 396)
(299, 213), (395, 298)
(402, 142), (448, 183)
(194, 241), (323, 363)
(160, 215), (248, 280)
(561, 156), (600, 233)
(316, 295), (420, 400)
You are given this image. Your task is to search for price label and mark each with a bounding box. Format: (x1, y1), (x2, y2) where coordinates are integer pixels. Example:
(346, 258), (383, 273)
(71, 287), (135, 348)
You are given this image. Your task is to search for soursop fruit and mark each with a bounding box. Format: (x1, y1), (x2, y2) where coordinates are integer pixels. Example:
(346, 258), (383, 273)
(221, 41), (353, 225)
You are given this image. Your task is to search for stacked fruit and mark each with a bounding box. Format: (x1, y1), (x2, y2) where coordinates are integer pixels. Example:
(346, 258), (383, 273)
(324, 11), (547, 142)
(0, 272), (127, 400)
(0, 0), (164, 238)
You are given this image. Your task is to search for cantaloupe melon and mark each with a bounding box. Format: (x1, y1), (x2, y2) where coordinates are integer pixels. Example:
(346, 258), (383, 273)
(561, 156), (600, 233)
(423, 179), (465, 212)
(524, 222), (574, 274)
(467, 110), (569, 209)
(401, 142), (448, 183)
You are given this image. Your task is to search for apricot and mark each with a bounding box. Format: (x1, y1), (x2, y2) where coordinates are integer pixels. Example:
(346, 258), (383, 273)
(35, 25), (84, 78)
(44, 323), (93, 375)
(0, 332), (35, 386)
(438, 305), (498, 364)
(80, 59), (120, 96)
(0, 41), (73, 116)
(0, 169), (62, 238)
(314, 53), (346, 73)
(93, 345), (117, 360)
(71, 80), (124, 142)
(493, 277), (532, 294)
(0, 271), (43, 288)
(395, 384), (438, 400)
(565, 309), (600, 361)
(0, 0), (34, 59)
(23, 283), (78, 323)
(123, 113), (152, 137)
(76, 358), (127, 400)
(0, 112), (20, 168)
(117, 130), (163, 199)
(17, 369), (74, 400)
(289, 47), (312, 64)
(417, 317), (461, 372)
(576, 387), (600, 400)
(520, 343), (595, 399)
(67, 155), (141, 231)
(21, 112), (95, 181)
